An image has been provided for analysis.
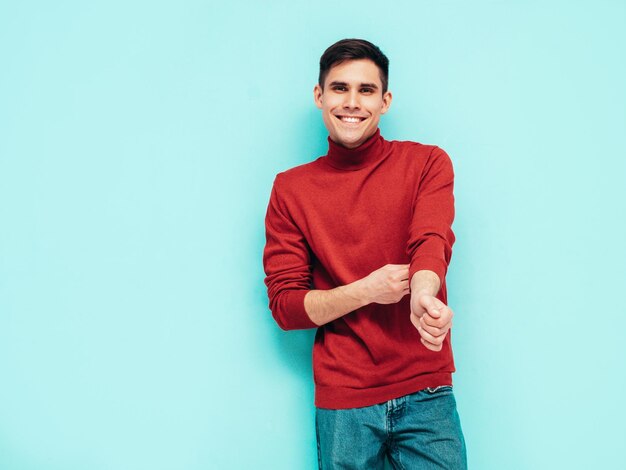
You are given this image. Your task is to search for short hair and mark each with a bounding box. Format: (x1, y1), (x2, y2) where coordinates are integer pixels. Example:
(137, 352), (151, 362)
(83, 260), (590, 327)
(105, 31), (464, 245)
(318, 39), (390, 94)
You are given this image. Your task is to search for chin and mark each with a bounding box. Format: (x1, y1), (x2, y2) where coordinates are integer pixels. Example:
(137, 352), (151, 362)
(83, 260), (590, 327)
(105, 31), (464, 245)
(333, 131), (367, 148)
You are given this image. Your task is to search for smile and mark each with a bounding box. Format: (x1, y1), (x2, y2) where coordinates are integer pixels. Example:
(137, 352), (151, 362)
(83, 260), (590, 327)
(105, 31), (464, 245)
(335, 115), (367, 124)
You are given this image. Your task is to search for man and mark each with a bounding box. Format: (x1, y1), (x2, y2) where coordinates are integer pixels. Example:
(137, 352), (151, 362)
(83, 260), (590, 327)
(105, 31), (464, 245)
(263, 39), (467, 469)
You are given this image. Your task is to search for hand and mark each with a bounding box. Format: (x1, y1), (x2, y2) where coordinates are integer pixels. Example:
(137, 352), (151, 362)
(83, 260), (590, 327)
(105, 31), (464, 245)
(410, 292), (453, 352)
(361, 264), (410, 305)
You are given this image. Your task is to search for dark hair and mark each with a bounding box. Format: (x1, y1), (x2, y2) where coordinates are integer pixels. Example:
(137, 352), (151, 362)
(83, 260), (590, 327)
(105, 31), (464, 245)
(319, 39), (389, 93)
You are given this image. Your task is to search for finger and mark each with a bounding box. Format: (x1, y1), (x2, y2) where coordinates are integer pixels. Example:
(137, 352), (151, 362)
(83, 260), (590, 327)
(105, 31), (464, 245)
(419, 296), (441, 318)
(423, 309), (452, 330)
(389, 272), (410, 283)
(421, 337), (443, 352)
(420, 316), (447, 337)
(417, 324), (447, 345)
(424, 315), (452, 332)
(422, 320), (451, 337)
(395, 265), (410, 280)
(434, 300), (454, 324)
(390, 263), (410, 270)
(400, 279), (409, 290)
(411, 315), (447, 347)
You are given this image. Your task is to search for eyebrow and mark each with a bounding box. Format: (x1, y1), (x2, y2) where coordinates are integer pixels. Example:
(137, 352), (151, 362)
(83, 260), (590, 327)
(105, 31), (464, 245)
(328, 81), (379, 89)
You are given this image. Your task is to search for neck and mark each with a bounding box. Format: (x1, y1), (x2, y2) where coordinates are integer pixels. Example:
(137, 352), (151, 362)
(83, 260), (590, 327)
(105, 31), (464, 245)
(325, 129), (386, 171)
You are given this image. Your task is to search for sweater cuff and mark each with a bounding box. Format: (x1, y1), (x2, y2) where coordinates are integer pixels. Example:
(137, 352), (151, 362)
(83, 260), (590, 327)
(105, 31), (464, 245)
(282, 289), (318, 330)
(409, 256), (448, 289)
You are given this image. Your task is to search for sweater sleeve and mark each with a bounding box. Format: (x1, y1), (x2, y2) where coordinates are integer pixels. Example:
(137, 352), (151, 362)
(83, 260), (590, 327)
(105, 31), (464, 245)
(262, 175), (318, 330)
(407, 147), (456, 287)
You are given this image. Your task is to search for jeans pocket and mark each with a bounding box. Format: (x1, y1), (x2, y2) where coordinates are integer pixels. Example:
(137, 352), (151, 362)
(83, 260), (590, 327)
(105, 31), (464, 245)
(425, 385), (453, 394)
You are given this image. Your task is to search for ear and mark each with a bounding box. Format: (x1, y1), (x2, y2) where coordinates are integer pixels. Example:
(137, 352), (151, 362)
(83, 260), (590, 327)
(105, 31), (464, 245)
(380, 91), (393, 115)
(313, 84), (323, 109)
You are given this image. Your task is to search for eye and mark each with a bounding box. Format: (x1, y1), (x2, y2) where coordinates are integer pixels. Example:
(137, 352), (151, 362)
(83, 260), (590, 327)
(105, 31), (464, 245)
(360, 88), (374, 94)
(332, 86), (347, 92)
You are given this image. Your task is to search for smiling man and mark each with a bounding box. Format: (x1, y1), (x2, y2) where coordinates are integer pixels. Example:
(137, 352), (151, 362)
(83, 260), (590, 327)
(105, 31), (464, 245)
(263, 39), (467, 469)
(315, 58), (390, 149)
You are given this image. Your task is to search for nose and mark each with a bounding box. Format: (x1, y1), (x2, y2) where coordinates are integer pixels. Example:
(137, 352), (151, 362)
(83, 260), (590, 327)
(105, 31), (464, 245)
(343, 89), (360, 110)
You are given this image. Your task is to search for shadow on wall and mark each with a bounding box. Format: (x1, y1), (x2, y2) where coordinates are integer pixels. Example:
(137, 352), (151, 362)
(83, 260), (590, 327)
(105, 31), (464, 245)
(272, 328), (316, 374)
(300, 108), (331, 165)
(255, 105), (328, 375)
(257, 108), (330, 380)
(254, 221), (316, 389)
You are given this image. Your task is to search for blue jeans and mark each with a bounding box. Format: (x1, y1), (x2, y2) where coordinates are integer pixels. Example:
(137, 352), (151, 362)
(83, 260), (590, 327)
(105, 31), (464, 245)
(315, 386), (467, 469)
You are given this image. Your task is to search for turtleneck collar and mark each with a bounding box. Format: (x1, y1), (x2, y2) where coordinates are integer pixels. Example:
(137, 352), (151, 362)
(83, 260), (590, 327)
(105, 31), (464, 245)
(324, 128), (387, 171)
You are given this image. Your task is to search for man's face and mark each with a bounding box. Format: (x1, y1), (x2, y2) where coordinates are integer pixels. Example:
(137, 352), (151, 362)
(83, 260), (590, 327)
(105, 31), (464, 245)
(314, 59), (392, 149)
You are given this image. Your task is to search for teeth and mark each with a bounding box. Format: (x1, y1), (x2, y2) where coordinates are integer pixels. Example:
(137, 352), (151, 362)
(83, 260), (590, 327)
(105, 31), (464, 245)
(340, 116), (363, 123)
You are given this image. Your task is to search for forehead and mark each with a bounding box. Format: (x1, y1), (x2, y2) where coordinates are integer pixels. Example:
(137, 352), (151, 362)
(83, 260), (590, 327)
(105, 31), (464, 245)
(325, 59), (382, 87)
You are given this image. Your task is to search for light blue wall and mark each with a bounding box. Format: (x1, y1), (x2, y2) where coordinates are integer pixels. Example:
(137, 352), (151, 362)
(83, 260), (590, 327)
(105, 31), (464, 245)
(1, 1), (624, 468)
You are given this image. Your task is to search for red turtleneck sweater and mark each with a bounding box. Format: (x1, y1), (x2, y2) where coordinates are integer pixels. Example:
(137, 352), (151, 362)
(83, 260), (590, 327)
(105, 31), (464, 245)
(263, 129), (456, 409)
